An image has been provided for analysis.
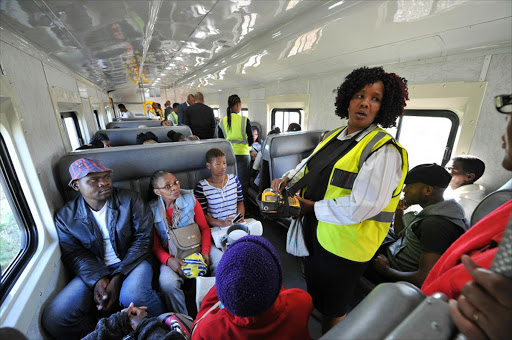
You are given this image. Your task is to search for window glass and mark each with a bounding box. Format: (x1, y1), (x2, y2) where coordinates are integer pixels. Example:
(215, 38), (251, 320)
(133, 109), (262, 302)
(0, 133), (37, 304)
(395, 110), (459, 168)
(212, 108), (220, 119)
(93, 110), (101, 130)
(241, 108), (249, 117)
(0, 184), (20, 273)
(271, 108), (303, 132)
(60, 112), (84, 150)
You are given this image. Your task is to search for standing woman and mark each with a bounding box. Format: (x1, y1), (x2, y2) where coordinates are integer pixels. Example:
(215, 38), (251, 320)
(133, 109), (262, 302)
(218, 94), (254, 197)
(271, 66), (409, 334)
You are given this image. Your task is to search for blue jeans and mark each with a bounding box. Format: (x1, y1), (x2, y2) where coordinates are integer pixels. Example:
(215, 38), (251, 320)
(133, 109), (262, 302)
(42, 260), (164, 339)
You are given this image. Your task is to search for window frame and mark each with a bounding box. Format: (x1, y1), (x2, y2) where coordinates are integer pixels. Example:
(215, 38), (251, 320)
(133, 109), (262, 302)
(60, 111), (85, 149)
(93, 109), (102, 130)
(395, 109), (460, 166)
(270, 108), (303, 132)
(0, 133), (38, 305)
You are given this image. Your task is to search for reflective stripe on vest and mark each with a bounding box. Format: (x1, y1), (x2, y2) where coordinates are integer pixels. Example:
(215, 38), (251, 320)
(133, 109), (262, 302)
(307, 126), (408, 262)
(220, 114), (249, 155)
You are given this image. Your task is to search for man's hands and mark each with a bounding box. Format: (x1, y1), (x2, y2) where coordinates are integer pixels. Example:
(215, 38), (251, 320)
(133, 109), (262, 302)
(166, 256), (186, 277)
(94, 274), (123, 313)
(449, 255), (512, 340)
(122, 302), (148, 330)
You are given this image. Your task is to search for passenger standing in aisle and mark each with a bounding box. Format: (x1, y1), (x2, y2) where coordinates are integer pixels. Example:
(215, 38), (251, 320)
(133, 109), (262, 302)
(272, 66), (409, 334)
(218, 94), (253, 198)
(177, 94), (195, 125)
(183, 92), (216, 139)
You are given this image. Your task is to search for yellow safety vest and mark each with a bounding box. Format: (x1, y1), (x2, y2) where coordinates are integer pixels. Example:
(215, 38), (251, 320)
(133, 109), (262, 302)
(304, 126), (408, 262)
(220, 113), (249, 155)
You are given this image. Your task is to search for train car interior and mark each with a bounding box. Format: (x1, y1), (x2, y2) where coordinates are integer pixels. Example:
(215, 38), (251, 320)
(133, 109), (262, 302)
(0, 0), (511, 339)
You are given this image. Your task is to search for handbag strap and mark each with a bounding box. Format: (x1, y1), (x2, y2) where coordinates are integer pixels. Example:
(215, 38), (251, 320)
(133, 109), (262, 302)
(287, 127), (365, 195)
(191, 300), (221, 335)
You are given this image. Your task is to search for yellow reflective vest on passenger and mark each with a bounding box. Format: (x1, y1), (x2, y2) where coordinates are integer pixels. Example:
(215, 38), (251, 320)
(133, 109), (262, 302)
(220, 113), (249, 155)
(305, 126), (408, 262)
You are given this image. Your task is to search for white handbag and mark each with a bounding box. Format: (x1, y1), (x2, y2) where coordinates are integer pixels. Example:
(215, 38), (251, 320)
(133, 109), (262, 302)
(286, 215), (309, 257)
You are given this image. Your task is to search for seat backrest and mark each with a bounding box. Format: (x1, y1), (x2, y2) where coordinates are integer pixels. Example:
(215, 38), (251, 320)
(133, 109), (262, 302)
(98, 126), (192, 146)
(56, 139), (236, 202)
(106, 120), (163, 129)
(262, 130), (323, 181)
(471, 179), (512, 226)
(118, 117), (150, 121)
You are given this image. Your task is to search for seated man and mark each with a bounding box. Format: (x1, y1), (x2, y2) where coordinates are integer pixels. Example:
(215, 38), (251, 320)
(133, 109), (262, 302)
(90, 132), (112, 148)
(444, 155), (486, 219)
(192, 236), (312, 340)
(371, 163), (468, 287)
(42, 158), (164, 339)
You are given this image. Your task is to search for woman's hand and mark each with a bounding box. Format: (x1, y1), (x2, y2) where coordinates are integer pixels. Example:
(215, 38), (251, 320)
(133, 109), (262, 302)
(166, 257), (186, 276)
(449, 255), (512, 340)
(220, 217), (234, 227)
(271, 177), (290, 194)
(202, 253), (210, 267)
(296, 196), (315, 214)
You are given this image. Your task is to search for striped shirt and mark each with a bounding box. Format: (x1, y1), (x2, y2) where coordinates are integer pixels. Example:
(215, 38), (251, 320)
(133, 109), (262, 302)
(194, 174), (243, 221)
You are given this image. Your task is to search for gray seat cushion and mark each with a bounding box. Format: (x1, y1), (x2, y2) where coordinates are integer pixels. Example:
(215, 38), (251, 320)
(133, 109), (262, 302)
(57, 139), (236, 202)
(98, 126), (192, 146)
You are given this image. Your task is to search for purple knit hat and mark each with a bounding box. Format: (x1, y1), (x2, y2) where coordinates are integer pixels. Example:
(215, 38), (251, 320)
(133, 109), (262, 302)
(216, 235), (282, 317)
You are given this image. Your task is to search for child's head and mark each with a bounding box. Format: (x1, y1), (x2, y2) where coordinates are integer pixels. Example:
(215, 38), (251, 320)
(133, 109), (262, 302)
(205, 148), (227, 176)
(216, 236), (282, 317)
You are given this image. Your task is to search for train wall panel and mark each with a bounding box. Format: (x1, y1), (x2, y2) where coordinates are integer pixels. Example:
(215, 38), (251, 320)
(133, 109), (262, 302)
(0, 41), (66, 212)
(469, 53), (512, 192)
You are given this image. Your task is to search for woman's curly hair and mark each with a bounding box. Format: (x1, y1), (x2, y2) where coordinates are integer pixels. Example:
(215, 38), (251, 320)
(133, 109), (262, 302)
(334, 67), (409, 128)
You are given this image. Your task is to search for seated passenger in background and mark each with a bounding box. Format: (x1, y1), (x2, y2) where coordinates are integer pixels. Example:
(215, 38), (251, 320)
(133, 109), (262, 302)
(161, 120), (172, 127)
(136, 131), (159, 145)
(287, 122), (301, 132)
(167, 130), (186, 142)
(371, 163), (468, 287)
(118, 103), (135, 119)
(250, 126), (262, 159)
(149, 171), (222, 315)
(90, 132), (112, 148)
(187, 134), (200, 141)
(444, 155), (486, 219)
(192, 236), (312, 340)
(194, 148), (245, 227)
(42, 158), (164, 339)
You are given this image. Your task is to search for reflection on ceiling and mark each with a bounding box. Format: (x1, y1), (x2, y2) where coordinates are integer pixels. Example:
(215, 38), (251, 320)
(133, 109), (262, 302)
(0, 0), (510, 98)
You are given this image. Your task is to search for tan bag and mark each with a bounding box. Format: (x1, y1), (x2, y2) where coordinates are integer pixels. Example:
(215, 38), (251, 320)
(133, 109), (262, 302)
(168, 223), (202, 259)
(158, 199), (202, 259)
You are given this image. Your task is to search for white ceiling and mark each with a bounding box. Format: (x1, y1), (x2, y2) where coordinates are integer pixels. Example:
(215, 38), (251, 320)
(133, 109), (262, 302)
(1, 0), (511, 97)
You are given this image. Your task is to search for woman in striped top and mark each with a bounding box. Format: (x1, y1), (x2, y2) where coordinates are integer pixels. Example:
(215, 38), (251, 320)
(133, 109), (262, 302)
(194, 148), (245, 227)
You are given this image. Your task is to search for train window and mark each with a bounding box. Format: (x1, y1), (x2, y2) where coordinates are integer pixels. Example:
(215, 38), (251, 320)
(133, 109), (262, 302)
(93, 110), (101, 130)
(271, 108), (303, 132)
(394, 110), (459, 168)
(60, 111), (84, 150)
(241, 108), (249, 117)
(213, 108), (220, 119)
(0, 134), (37, 304)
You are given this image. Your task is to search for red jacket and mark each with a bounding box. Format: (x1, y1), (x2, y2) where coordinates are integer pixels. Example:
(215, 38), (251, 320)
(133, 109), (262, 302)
(422, 200), (512, 298)
(192, 286), (312, 340)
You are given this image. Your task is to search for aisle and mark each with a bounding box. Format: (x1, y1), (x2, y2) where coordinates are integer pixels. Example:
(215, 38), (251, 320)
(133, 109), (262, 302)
(259, 217), (322, 339)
